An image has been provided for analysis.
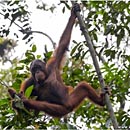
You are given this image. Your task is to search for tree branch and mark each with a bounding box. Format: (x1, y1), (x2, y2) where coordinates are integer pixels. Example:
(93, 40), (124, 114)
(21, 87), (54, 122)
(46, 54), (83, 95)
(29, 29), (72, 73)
(25, 30), (56, 49)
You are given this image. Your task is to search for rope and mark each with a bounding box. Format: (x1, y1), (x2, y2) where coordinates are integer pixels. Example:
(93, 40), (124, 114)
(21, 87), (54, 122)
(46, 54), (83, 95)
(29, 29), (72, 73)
(71, 1), (118, 129)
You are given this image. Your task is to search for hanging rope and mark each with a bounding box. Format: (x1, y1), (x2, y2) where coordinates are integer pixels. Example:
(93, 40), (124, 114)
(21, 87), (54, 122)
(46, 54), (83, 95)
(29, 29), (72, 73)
(71, 1), (118, 129)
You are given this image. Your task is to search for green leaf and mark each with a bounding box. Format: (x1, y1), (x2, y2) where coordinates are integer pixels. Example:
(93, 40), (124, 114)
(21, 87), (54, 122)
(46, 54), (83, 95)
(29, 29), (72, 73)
(4, 13), (9, 19)
(64, 2), (70, 10)
(25, 85), (34, 98)
(25, 51), (35, 60)
(32, 44), (37, 52)
(36, 55), (42, 59)
(71, 42), (80, 56)
(11, 12), (21, 26)
(62, 7), (65, 13)
(93, 32), (98, 42)
(104, 24), (113, 35)
(22, 32), (32, 40)
(16, 66), (24, 70)
(0, 98), (8, 106)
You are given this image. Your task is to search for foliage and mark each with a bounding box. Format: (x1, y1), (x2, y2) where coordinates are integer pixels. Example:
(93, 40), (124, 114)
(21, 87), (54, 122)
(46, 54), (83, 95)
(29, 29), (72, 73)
(0, 0), (130, 129)
(0, 37), (17, 62)
(0, 0), (33, 43)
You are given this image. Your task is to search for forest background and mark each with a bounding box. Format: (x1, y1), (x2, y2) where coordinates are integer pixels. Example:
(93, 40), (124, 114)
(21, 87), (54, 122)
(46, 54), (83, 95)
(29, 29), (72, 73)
(0, 0), (130, 129)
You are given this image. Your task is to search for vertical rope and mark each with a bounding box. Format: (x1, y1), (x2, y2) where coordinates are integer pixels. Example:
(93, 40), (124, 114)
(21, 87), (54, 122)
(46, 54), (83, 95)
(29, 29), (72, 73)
(71, 1), (118, 129)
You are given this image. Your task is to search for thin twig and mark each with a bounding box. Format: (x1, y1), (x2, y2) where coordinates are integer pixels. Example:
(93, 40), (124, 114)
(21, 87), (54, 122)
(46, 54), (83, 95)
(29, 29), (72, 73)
(0, 79), (9, 88)
(25, 30), (56, 49)
(0, 12), (56, 49)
